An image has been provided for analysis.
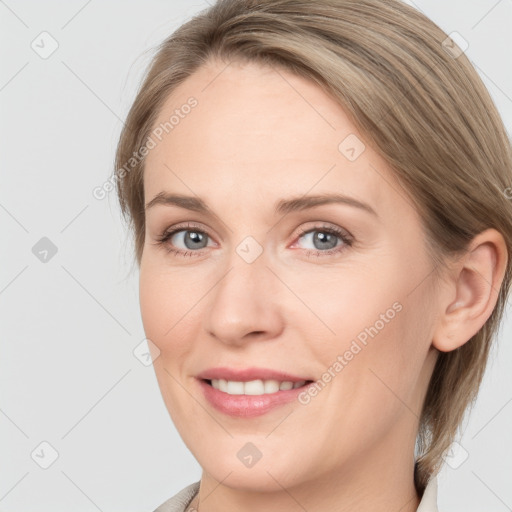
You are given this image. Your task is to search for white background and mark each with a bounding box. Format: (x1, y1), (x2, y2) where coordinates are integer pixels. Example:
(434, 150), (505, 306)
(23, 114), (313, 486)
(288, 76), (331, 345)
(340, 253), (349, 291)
(1, 1), (511, 510)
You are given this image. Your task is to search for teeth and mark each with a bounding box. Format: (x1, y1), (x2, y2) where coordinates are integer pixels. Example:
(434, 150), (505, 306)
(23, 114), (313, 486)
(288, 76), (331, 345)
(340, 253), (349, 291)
(226, 380), (244, 394)
(218, 379), (228, 392)
(264, 379), (280, 393)
(244, 379), (265, 395)
(210, 379), (307, 395)
(279, 381), (293, 391)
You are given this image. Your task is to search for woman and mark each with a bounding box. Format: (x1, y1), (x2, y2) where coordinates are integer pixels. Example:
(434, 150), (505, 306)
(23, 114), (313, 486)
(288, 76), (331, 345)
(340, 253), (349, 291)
(114, 0), (512, 510)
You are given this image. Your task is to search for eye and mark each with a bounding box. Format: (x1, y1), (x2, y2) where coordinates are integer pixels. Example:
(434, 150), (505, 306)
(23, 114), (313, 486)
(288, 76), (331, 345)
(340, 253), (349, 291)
(154, 222), (215, 257)
(292, 224), (353, 257)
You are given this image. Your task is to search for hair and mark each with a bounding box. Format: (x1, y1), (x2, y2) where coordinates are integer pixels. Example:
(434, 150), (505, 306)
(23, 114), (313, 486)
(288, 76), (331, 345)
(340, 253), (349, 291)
(114, 0), (512, 495)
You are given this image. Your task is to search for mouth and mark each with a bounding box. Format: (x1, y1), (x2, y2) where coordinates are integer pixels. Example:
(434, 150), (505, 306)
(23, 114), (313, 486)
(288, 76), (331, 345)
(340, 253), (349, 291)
(195, 367), (316, 417)
(202, 378), (313, 395)
(196, 369), (316, 418)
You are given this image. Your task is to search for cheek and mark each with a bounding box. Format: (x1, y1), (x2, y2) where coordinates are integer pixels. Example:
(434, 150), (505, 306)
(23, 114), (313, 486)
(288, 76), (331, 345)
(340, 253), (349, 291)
(139, 263), (207, 370)
(332, 281), (436, 424)
(298, 255), (435, 419)
(139, 267), (201, 426)
(284, 259), (404, 363)
(139, 264), (186, 355)
(139, 269), (168, 348)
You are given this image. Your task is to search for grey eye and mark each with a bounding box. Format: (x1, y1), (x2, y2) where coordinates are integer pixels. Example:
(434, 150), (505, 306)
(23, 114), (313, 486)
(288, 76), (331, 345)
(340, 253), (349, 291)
(171, 230), (210, 250)
(298, 230), (340, 251)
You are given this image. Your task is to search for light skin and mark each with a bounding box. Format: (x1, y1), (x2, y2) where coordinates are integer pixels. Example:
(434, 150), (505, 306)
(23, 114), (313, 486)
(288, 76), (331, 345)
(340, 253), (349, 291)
(139, 58), (508, 512)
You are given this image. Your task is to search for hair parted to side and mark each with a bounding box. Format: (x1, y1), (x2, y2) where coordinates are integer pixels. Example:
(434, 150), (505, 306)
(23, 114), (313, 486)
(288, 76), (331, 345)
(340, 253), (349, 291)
(114, 0), (512, 494)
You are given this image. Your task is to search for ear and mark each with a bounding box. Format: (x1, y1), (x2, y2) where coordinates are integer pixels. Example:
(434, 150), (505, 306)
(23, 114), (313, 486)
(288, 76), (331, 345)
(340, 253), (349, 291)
(432, 228), (508, 352)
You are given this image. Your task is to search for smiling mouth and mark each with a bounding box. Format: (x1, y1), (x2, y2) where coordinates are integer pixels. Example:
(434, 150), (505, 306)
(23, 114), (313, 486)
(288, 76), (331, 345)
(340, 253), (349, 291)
(203, 378), (314, 395)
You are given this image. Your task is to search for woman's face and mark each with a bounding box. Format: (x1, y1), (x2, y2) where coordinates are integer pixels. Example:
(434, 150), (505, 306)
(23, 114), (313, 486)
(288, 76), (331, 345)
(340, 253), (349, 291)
(140, 59), (440, 492)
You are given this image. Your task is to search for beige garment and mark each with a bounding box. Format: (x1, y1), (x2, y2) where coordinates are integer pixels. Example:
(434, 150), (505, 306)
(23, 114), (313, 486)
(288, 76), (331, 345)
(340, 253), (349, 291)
(154, 476), (439, 512)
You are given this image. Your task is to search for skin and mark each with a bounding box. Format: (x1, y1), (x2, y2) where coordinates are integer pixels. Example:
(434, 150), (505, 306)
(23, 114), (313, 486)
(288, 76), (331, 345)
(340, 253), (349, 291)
(139, 58), (508, 512)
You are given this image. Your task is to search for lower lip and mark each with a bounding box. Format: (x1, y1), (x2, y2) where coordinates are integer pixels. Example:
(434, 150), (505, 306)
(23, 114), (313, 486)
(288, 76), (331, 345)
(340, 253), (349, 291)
(198, 379), (311, 418)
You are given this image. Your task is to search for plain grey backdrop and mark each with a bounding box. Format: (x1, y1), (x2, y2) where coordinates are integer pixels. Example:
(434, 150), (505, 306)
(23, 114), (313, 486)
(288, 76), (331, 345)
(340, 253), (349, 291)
(1, 0), (511, 510)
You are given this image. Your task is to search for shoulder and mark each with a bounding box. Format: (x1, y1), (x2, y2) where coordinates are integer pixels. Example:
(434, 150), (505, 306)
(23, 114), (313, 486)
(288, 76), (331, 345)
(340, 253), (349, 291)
(153, 481), (200, 512)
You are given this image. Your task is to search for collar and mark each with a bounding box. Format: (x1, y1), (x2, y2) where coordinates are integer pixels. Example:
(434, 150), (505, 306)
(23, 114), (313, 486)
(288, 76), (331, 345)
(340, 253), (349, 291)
(417, 476), (438, 512)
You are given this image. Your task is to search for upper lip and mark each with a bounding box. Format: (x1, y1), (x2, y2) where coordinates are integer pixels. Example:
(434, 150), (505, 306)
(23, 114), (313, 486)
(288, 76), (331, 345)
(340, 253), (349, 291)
(196, 367), (312, 383)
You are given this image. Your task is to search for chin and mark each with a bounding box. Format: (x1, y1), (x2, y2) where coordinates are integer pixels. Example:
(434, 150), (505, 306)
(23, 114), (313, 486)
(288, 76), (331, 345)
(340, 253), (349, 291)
(184, 431), (320, 492)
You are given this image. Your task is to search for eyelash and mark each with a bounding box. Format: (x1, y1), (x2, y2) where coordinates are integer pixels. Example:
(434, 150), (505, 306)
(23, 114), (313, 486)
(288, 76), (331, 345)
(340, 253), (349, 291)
(154, 222), (353, 259)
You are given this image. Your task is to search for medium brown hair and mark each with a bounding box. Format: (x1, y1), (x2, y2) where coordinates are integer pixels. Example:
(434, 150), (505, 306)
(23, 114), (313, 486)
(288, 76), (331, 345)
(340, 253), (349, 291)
(114, 0), (512, 494)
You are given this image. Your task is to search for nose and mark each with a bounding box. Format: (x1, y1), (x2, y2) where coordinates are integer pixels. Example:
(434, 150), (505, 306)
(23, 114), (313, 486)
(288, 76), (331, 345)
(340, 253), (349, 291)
(203, 252), (284, 347)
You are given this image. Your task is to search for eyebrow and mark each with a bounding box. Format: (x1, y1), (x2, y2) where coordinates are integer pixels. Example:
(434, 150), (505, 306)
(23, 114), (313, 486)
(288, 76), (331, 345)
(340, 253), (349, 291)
(145, 192), (377, 217)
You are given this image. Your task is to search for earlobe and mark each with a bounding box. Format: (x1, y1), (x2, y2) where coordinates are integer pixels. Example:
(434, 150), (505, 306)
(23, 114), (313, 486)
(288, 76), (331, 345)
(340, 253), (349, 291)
(432, 228), (508, 353)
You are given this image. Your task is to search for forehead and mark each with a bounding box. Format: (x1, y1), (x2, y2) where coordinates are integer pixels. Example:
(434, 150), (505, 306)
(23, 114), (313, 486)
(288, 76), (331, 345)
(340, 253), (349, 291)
(143, 59), (405, 221)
